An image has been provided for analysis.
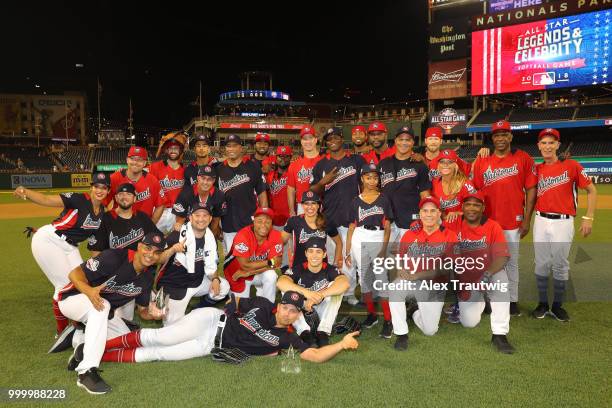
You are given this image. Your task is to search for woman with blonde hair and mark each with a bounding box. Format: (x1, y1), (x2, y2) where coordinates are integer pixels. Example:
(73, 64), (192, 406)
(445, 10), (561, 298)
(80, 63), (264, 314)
(431, 149), (476, 223)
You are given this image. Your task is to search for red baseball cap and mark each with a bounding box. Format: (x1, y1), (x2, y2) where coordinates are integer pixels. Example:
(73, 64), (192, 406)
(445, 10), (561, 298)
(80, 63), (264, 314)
(352, 125), (366, 134)
(254, 207), (275, 219)
(367, 122), (387, 133)
(425, 126), (443, 139)
(418, 196), (441, 209)
(300, 126), (316, 138)
(255, 133), (270, 143)
(438, 149), (459, 163)
(491, 120), (511, 134)
(127, 146), (147, 160)
(538, 128), (560, 141)
(276, 146), (293, 156)
(462, 191), (485, 204)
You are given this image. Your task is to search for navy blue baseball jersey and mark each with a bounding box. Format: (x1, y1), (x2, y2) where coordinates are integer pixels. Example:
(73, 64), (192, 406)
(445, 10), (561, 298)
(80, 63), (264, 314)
(52, 192), (105, 245)
(349, 194), (394, 228)
(87, 210), (160, 252)
(157, 231), (207, 299)
(283, 262), (341, 292)
(284, 215), (338, 268)
(184, 158), (219, 187)
(172, 184), (227, 219)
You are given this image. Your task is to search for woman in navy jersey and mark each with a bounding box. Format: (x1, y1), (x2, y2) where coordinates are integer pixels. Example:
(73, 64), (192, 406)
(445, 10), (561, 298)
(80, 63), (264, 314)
(14, 172), (110, 335)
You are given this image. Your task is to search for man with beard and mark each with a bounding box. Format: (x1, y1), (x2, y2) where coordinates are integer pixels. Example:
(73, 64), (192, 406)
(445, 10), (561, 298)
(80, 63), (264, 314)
(362, 122), (396, 165)
(266, 145), (293, 270)
(248, 132), (271, 169)
(422, 126), (471, 180)
(216, 134), (268, 254)
(184, 132), (218, 187)
(287, 126), (322, 216)
(351, 125), (370, 154)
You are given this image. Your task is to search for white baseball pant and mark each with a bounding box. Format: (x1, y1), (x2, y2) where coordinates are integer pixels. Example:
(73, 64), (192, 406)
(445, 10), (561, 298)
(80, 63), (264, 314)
(135, 308), (221, 362)
(389, 281), (445, 336)
(292, 294), (343, 335)
(350, 227), (387, 294)
(533, 214), (574, 281)
(31, 224), (83, 300)
(503, 229), (520, 302)
(164, 276), (230, 326)
(458, 270), (511, 335)
(231, 270), (278, 303)
(58, 294), (131, 374)
(388, 222), (409, 256)
(155, 207), (176, 235)
(113, 299), (135, 321)
(222, 232), (237, 256)
(273, 225), (289, 269)
(326, 226), (357, 297)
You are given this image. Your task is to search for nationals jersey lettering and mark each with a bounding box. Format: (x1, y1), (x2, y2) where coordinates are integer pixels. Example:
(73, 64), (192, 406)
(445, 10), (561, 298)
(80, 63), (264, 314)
(324, 166), (357, 191)
(537, 171), (570, 196)
(405, 240), (448, 257)
(109, 228), (144, 249)
(219, 173), (251, 192)
(102, 275), (143, 297)
(266, 170), (290, 226)
(135, 188), (151, 202)
(239, 308), (280, 346)
(106, 170), (165, 218)
(456, 234), (488, 252)
(535, 159), (591, 215)
(482, 164), (519, 186)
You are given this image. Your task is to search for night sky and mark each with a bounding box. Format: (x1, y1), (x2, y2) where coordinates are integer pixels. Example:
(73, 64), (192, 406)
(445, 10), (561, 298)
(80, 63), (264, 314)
(2, 1), (428, 127)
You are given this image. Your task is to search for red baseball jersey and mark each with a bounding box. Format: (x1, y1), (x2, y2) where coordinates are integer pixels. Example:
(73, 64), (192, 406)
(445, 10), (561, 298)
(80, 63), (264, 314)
(431, 178), (477, 214)
(399, 226), (458, 283)
(362, 145), (396, 165)
(535, 159), (591, 216)
(427, 154), (471, 180)
(266, 170), (290, 226)
(287, 155), (323, 206)
(105, 170), (165, 218)
(223, 226), (283, 293)
(148, 160), (185, 207)
(470, 149), (537, 230)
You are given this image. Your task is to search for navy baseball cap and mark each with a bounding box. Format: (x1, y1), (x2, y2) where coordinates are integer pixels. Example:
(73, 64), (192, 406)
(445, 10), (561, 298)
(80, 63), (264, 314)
(190, 202), (212, 215)
(91, 172), (110, 187)
(197, 165), (216, 178)
(116, 182), (136, 195)
(141, 232), (167, 250)
(305, 238), (326, 250)
(280, 291), (305, 311)
(395, 126), (415, 139)
(360, 163), (379, 175)
(323, 127), (343, 140)
(301, 190), (321, 204)
(224, 134), (242, 146)
(191, 133), (212, 146)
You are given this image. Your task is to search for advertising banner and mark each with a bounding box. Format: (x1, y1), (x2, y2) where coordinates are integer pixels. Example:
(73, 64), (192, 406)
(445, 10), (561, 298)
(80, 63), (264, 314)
(219, 123), (306, 130)
(428, 59), (468, 99)
(430, 108), (469, 134)
(489, 0), (543, 13)
(32, 96), (79, 139)
(0, 95), (21, 134)
(11, 174), (52, 188)
(429, 18), (468, 60)
(71, 173), (92, 188)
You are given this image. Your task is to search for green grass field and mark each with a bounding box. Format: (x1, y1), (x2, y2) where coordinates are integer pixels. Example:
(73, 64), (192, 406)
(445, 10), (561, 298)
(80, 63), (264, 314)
(1, 187), (611, 407)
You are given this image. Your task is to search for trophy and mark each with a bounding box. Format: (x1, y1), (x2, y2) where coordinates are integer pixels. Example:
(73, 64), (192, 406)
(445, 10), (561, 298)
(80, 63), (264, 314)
(281, 345), (301, 374)
(153, 287), (169, 317)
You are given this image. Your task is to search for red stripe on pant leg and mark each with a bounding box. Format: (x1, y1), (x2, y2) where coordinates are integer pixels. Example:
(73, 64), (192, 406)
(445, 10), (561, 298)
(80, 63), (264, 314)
(101, 348), (137, 363)
(380, 299), (391, 321)
(363, 292), (376, 315)
(52, 299), (68, 334)
(105, 330), (142, 350)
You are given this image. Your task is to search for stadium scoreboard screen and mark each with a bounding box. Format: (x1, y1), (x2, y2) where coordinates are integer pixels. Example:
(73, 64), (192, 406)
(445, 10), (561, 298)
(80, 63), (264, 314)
(219, 90), (290, 101)
(471, 9), (611, 96)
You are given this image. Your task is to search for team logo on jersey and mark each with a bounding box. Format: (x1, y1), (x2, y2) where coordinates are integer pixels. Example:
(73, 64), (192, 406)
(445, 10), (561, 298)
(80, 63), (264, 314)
(537, 171), (570, 196)
(238, 308), (280, 346)
(275, 243), (283, 253)
(235, 242), (249, 254)
(269, 177), (287, 195)
(482, 164), (519, 186)
(135, 188), (151, 202)
(439, 197), (459, 210)
(160, 176), (184, 192)
(88, 235), (97, 246)
(396, 167), (418, 182)
(219, 174), (251, 193)
(61, 192), (74, 198)
(325, 166), (357, 191)
(297, 166), (313, 183)
(299, 278), (329, 292)
(405, 240), (447, 257)
(358, 205), (384, 222)
(194, 246), (205, 263)
(298, 229), (326, 243)
(82, 214), (102, 229)
(110, 228), (144, 248)
(173, 203), (185, 213)
(86, 258), (99, 271)
(101, 275), (143, 297)
(457, 234), (487, 252)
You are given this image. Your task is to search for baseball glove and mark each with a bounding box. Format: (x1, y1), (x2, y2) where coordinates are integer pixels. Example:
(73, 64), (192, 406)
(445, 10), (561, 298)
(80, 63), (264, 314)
(332, 316), (361, 336)
(211, 347), (250, 364)
(156, 131), (188, 158)
(23, 226), (37, 238)
(303, 310), (320, 333)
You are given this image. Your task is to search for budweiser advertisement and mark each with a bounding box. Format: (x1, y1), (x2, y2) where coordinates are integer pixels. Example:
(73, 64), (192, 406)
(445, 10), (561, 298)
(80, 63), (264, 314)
(429, 108), (469, 135)
(219, 123), (306, 130)
(472, 9), (612, 96)
(428, 59), (468, 100)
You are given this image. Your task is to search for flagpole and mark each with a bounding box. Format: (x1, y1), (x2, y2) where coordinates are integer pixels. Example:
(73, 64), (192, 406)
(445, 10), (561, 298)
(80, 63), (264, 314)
(97, 77), (102, 133)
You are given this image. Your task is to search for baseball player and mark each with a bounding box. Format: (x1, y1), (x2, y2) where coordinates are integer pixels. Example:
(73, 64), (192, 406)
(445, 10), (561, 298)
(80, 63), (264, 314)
(423, 126), (471, 179)
(157, 202), (230, 325)
(282, 191), (343, 271)
(184, 132), (219, 187)
(345, 163), (394, 338)
(351, 125), (371, 154)
(216, 134), (268, 254)
(57, 232), (183, 394)
(14, 172), (110, 337)
(149, 132), (188, 234)
(277, 241), (349, 347)
(532, 128), (597, 322)
(431, 149), (477, 222)
(172, 165), (226, 237)
(287, 126), (322, 216)
(470, 120), (537, 316)
(310, 127), (366, 305)
(104, 146), (166, 223)
(223, 207), (282, 302)
(362, 121), (396, 165)
(378, 127), (431, 249)
(248, 132), (271, 169)
(98, 291), (359, 364)
(389, 196), (458, 351)
(266, 145), (293, 269)
(445, 192), (515, 354)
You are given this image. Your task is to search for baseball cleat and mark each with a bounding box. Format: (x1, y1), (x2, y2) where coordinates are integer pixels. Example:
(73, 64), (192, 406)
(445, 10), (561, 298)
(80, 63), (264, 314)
(379, 320), (393, 339)
(48, 324), (75, 354)
(549, 306), (570, 322)
(483, 301), (492, 315)
(77, 368), (111, 395)
(394, 334), (408, 351)
(344, 295), (359, 306)
(361, 313), (379, 329)
(531, 303), (549, 319)
(67, 343), (84, 371)
(316, 332), (330, 347)
(491, 334), (515, 354)
(447, 304), (460, 324)
(509, 302), (522, 317)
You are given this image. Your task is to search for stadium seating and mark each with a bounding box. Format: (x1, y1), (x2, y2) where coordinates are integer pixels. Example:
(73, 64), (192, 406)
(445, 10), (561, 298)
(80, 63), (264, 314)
(509, 107), (574, 122)
(92, 146), (135, 164)
(470, 108), (511, 125)
(56, 146), (92, 171)
(575, 104), (612, 119)
(2, 147), (54, 171)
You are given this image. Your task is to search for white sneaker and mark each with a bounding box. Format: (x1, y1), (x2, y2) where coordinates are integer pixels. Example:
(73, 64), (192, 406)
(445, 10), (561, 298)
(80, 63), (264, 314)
(345, 295), (359, 306)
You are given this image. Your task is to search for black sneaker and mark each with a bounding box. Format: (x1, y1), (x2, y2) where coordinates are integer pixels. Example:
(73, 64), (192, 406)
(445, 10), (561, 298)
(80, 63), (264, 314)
(510, 302), (522, 317)
(67, 343), (84, 371)
(550, 306), (570, 322)
(483, 301), (492, 315)
(491, 334), (515, 354)
(77, 368), (111, 395)
(48, 324), (75, 354)
(394, 334), (408, 351)
(361, 313), (379, 329)
(531, 303), (549, 319)
(316, 331), (330, 347)
(300, 331), (317, 348)
(379, 320), (393, 339)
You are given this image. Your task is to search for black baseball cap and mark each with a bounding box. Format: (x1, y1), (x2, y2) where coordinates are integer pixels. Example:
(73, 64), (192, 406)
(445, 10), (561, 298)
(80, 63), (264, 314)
(280, 291), (305, 311)
(323, 127), (343, 141)
(224, 134), (242, 146)
(305, 238), (326, 250)
(116, 182), (136, 195)
(197, 165), (216, 178)
(360, 163), (379, 175)
(395, 126), (415, 139)
(91, 172), (110, 187)
(190, 202), (212, 215)
(300, 190), (321, 204)
(141, 232), (167, 250)
(191, 133), (212, 146)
